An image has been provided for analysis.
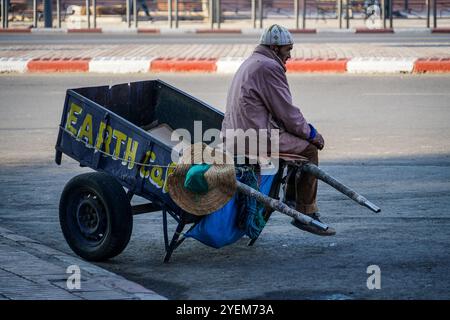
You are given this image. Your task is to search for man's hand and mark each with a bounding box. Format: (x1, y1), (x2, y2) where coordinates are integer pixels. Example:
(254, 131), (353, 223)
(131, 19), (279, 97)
(310, 132), (325, 150)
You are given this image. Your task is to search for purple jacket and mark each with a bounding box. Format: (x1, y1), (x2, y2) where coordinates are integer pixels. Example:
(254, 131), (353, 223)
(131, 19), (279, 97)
(221, 45), (312, 156)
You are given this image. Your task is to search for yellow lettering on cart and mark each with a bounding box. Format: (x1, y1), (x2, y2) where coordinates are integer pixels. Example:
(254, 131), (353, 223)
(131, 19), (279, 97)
(77, 113), (93, 145)
(163, 162), (177, 194)
(95, 121), (106, 150)
(112, 129), (127, 160)
(122, 138), (139, 170)
(65, 102), (82, 136)
(95, 122), (113, 155)
(150, 165), (164, 189)
(139, 151), (155, 179)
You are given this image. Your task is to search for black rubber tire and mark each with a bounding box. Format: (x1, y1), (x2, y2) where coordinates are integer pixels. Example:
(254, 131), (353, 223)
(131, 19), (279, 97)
(59, 172), (133, 261)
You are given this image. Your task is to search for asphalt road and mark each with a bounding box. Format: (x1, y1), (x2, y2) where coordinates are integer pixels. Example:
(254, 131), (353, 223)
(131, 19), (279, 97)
(1, 74), (450, 299)
(1, 33), (450, 45)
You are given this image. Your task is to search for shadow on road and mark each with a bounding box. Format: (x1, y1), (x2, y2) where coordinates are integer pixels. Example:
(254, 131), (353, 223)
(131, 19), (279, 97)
(0, 153), (449, 299)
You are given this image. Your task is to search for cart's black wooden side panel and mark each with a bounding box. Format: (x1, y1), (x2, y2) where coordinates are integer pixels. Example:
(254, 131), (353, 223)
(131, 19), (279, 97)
(153, 82), (224, 140)
(55, 90), (180, 216)
(55, 79), (225, 222)
(73, 81), (158, 129)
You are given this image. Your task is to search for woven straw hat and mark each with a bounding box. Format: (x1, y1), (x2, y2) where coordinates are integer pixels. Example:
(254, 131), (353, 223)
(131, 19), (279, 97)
(167, 143), (236, 216)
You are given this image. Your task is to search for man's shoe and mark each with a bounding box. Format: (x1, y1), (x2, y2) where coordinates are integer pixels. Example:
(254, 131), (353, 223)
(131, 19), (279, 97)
(291, 213), (336, 236)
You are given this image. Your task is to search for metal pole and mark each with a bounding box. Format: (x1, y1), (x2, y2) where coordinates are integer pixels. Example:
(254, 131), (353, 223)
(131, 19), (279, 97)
(338, 0), (342, 29)
(168, 0), (172, 28)
(209, 0), (213, 29)
(133, 0), (137, 28)
(252, 0), (256, 28)
(346, 0), (349, 28)
(5, 0), (9, 28)
(5, 0), (8, 29)
(381, 0), (386, 28)
(2, 0), (5, 28)
(426, 0), (430, 28)
(433, 0), (437, 28)
(216, 0), (221, 29)
(33, 0), (37, 28)
(404, 0), (408, 11)
(86, 0), (90, 29)
(93, 0), (96, 29)
(258, 0), (263, 29)
(302, 0), (306, 29)
(57, 0), (61, 28)
(7, 0), (10, 28)
(389, 0), (393, 28)
(175, 0), (178, 28)
(6, 0), (9, 29)
(1, 0), (4, 29)
(127, 0), (130, 27)
(44, 0), (52, 27)
(295, 0), (299, 29)
(6, 0), (9, 28)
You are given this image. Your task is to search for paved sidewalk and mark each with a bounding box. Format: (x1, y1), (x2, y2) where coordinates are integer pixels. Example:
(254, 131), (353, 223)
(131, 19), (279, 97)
(1, 42), (450, 60)
(0, 226), (166, 300)
(1, 42), (449, 73)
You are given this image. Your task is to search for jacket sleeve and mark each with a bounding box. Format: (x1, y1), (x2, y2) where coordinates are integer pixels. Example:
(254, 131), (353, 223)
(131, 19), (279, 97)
(259, 63), (311, 140)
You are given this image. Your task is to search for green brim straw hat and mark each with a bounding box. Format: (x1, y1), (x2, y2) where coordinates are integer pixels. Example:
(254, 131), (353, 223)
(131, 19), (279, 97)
(167, 143), (236, 216)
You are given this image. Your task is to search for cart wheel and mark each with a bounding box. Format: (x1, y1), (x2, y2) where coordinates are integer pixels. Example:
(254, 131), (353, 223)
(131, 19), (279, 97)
(59, 172), (133, 261)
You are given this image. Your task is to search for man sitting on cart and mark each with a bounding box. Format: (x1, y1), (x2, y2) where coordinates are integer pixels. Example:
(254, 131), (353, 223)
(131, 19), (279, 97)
(221, 24), (335, 236)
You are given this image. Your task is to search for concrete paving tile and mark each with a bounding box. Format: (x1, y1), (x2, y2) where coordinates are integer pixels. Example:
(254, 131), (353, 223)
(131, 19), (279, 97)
(52, 255), (117, 277)
(0, 227), (14, 235)
(0, 273), (81, 300)
(51, 279), (113, 292)
(23, 242), (65, 256)
(1, 257), (66, 276)
(0, 268), (14, 277)
(71, 290), (133, 300)
(132, 293), (167, 300)
(99, 277), (156, 294)
(0, 251), (40, 263)
(1, 233), (40, 243)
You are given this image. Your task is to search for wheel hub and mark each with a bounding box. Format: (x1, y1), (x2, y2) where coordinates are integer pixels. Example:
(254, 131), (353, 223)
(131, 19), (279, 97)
(76, 194), (104, 240)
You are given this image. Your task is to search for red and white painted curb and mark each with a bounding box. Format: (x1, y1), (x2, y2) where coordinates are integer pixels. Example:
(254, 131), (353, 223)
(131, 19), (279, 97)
(413, 58), (450, 73)
(216, 57), (246, 74)
(151, 57), (217, 72)
(287, 58), (348, 73)
(0, 57), (29, 73)
(2, 56), (450, 73)
(89, 57), (156, 73)
(346, 57), (417, 73)
(1, 27), (450, 34)
(27, 57), (91, 72)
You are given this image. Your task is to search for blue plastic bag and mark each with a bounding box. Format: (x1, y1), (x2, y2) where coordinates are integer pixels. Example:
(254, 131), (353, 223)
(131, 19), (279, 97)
(185, 174), (275, 249)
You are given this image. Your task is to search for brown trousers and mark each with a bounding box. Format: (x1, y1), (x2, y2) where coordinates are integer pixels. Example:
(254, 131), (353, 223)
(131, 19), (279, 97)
(285, 144), (319, 215)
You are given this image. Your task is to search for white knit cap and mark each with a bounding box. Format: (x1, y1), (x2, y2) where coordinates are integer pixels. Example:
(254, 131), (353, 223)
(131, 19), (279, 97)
(259, 24), (294, 46)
